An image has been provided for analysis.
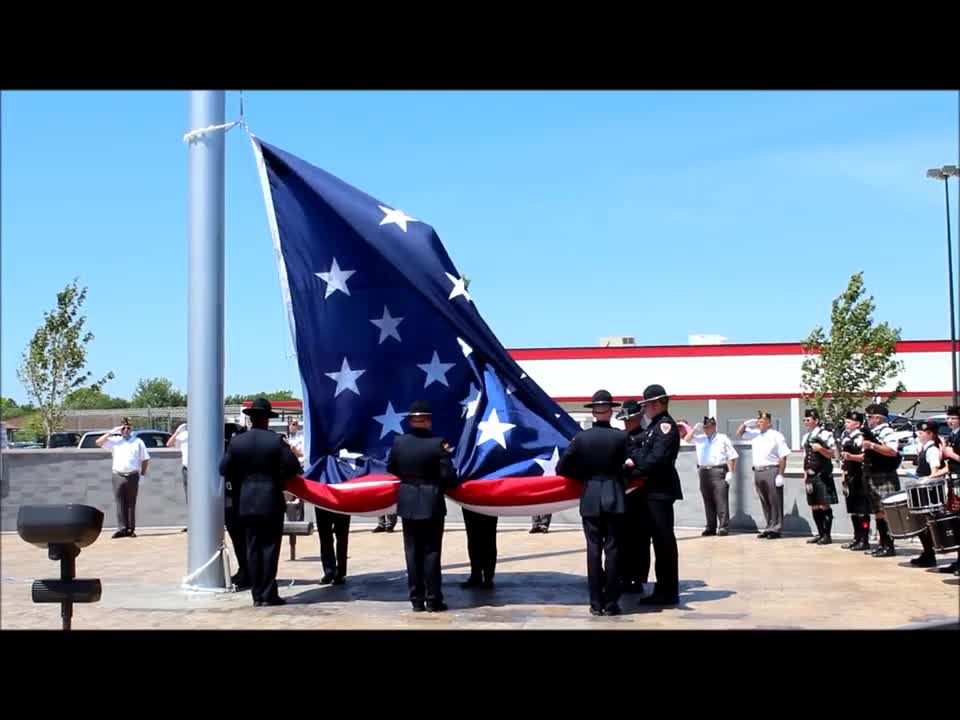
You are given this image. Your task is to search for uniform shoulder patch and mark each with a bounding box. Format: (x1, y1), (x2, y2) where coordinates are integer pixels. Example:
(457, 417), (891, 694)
(660, 422), (672, 435)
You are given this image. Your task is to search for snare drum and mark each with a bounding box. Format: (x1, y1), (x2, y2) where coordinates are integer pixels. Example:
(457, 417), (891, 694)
(927, 512), (960, 553)
(905, 477), (947, 515)
(882, 492), (928, 538)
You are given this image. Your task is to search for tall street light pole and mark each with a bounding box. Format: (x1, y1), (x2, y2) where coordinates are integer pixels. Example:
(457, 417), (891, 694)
(927, 164), (960, 407)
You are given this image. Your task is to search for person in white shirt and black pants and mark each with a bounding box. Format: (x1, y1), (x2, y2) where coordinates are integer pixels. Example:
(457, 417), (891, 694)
(800, 409), (839, 545)
(684, 416), (738, 536)
(167, 423), (189, 532)
(909, 419), (948, 568)
(96, 418), (150, 538)
(737, 412), (791, 539)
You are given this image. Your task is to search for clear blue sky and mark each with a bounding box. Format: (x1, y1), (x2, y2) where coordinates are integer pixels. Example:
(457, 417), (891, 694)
(2, 90), (958, 405)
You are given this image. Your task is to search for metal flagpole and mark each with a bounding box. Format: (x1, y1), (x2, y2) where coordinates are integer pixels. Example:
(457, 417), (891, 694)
(186, 90), (227, 589)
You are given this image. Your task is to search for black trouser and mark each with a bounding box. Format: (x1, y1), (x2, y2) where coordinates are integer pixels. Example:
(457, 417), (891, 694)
(645, 495), (679, 600)
(244, 513), (285, 603)
(315, 507), (350, 578)
(402, 516), (445, 604)
(112, 472), (140, 532)
(181, 466), (189, 505)
(463, 509), (498, 582)
(225, 501), (248, 581)
(621, 491), (650, 585)
(698, 467), (730, 531)
(582, 513), (623, 611)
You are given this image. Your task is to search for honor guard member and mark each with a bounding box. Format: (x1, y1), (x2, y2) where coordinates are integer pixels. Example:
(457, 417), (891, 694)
(939, 407), (960, 574)
(736, 412), (791, 539)
(223, 422), (251, 589)
(909, 419), (948, 568)
(461, 506), (498, 589)
(838, 411), (872, 551)
(801, 409), (839, 545)
(219, 398), (303, 606)
(861, 403), (902, 557)
(624, 384), (683, 605)
(387, 400), (460, 612)
(684, 416), (738, 536)
(618, 399), (651, 594)
(556, 389), (628, 616)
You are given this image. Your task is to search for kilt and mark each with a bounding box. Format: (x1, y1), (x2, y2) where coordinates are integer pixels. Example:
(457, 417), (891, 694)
(805, 470), (838, 506)
(843, 471), (872, 515)
(867, 471), (901, 514)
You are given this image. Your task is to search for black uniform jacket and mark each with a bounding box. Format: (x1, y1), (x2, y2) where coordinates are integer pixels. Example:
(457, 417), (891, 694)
(625, 411), (683, 501)
(219, 427), (303, 519)
(388, 429), (460, 520)
(556, 421), (628, 517)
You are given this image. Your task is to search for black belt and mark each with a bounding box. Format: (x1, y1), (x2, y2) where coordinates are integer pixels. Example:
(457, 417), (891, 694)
(753, 465), (777, 471)
(115, 471), (139, 477)
(698, 465), (727, 470)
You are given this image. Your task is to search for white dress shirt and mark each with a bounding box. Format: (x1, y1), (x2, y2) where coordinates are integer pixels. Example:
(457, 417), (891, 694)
(103, 436), (150, 474)
(288, 431), (305, 467)
(174, 429), (188, 468)
(918, 440), (942, 474)
(741, 427), (791, 466)
(692, 431), (739, 467)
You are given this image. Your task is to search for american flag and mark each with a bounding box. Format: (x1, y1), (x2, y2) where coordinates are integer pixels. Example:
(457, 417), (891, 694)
(251, 137), (584, 516)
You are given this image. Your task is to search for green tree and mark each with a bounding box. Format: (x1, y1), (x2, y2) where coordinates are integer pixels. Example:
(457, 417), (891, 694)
(130, 377), (187, 408)
(224, 390), (296, 404)
(16, 278), (114, 445)
(2, 398), (24, 420)
(800, 272), (905, 427)
(65, 387), (130, 410)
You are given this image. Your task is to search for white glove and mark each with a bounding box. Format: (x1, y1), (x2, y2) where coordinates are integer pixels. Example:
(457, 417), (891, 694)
(693, 422), (704, 434)
(745, 419), (759, 429)
(775, 474), (784, 487)
(724, 471), (733, 484)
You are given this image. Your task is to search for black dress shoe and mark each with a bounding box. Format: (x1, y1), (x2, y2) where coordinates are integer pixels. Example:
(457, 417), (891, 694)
(332, 576), (346, 585)
(757, 531), (770, 539)
(816, 536), (832, 545)
(112, 530), (126, 539)
(872, 545), (896, 557)
(938, 562), (959, 574)
(603, 604), (622, 616)
(717, 528), (729, 536)
(765, 532), (781, 539)
(807, 535), (822, 544)
(320, 574), (335, 585)
(461, 577), (483, 589)
(426, 601), (448, 612)
(127, 531), (137, 538)
(231, 574), (251, 589)
(385, 527), (396, 533)
(181, 527), (188, 533)
(260, 597), (286, 606)
(529, 526), (541, 534)
(910, 553), (936, 567)
(411, 602), (426, 612)
(638, 594), (679, 606)
(372, 526), (386, 533)
(589, 607), (604, 616)
(702, 529), (717, 537)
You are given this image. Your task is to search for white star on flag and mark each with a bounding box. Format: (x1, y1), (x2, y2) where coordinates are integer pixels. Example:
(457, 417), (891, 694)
(457, 337), (473, 357)
(445, 272), (473, 303)
(534, 447), (561, 476)
(477, 408), (516, 449)
(370, 306), (404, 344)
(460, 383), (482, 419)
(373, 402), (407, 439)
(315, 258), (356, 299)
(378, 205), (417, 232)
(417, 351), (456, 388)
(324, 357), (366, 397)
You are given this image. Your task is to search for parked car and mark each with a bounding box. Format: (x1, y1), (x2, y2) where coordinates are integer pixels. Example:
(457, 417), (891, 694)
(77, 429), (171, 449)
(45, 431), (84, 448)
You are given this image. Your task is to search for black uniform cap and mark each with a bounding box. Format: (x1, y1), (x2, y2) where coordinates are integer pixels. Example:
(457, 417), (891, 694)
(757, 411), (772, 421)
(616, 399), (644, 420)
(865, 403), (888, 417)
(804, 409), (820, 419)
(917, 419), (939, 433)
(638, 384), (668, 404)
(947, 406), (960, 418)
(845, 411), (864, 423)
(243, 398), (279, 418)
(407, 400), (432, 417)
(584, 389), (620, 408)
(703, 416), (717, 425)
